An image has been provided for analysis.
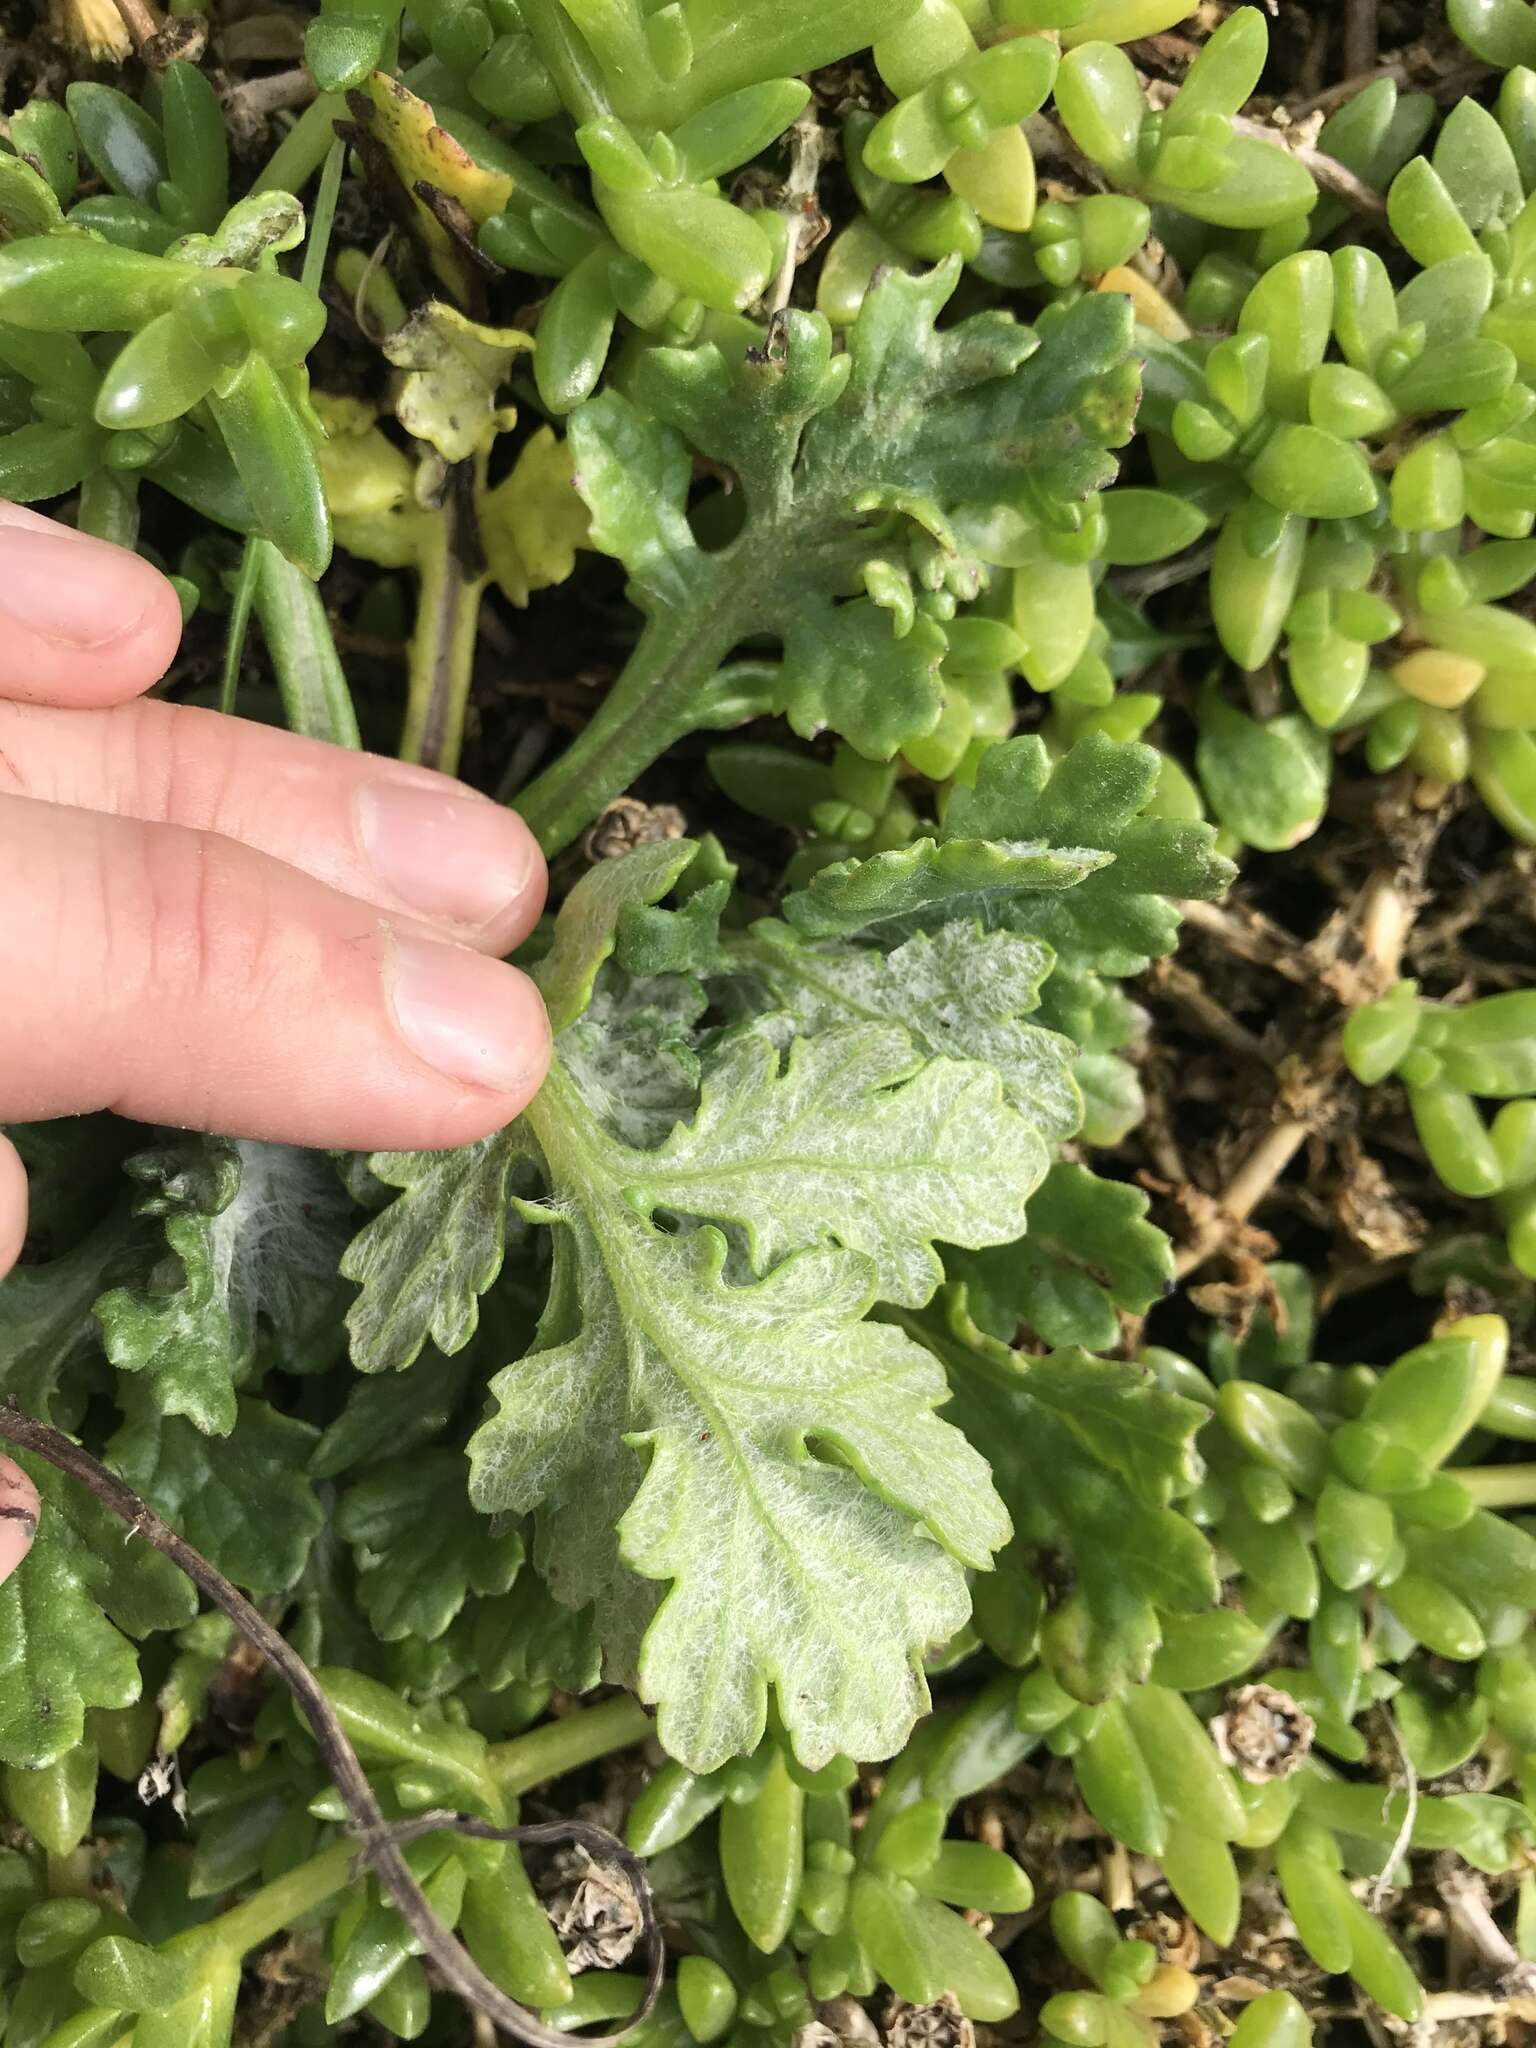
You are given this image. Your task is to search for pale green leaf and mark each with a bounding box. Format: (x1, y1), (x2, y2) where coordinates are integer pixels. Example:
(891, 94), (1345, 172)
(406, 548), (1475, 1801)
(469, 1210), (1006, 1772)
(626, 1020), (1049, 1309)
(731, 921), (1081, 1144)
(341, 1131), (527, 1375)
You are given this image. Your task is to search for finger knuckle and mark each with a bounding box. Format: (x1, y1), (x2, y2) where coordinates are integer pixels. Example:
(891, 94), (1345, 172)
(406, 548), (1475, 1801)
(123, 825), (278, 1013)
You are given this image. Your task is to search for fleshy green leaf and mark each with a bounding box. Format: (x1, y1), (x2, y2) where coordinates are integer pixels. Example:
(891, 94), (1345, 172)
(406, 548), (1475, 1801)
(0, 1451), (196, 1768)
(1197, 694), (1332, 851)
(95, 1139), (353, 1435)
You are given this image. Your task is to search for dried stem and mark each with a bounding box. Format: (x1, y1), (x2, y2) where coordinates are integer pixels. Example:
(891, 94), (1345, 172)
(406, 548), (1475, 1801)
(1366, 1709), (1418, 1916)
(1231, 114), (1387, 221)
(1286, 57), (1495, 120)
(106, 0), (206, 65)
(107, 0), (158, 45)
(760, 108), (833, 318)
(1171, 864), (1416, 1279)
(1342, 0), (1379, 80)
(0, 1406), (664, 2048)
(1436, 1862), (1527, 1977)
(223, 66), (319, 122)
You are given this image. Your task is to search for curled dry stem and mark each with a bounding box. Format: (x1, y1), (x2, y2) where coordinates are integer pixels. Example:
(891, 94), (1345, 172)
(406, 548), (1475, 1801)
(0, 1404), (665, 2048)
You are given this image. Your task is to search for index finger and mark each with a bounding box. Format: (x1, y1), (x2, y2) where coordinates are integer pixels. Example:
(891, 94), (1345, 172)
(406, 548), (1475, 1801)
(0, 502), (184, 707)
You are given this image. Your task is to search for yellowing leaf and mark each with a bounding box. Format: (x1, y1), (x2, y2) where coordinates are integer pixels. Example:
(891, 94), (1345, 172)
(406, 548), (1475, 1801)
(482, 425), (589, 606)
(383, 301), (528, 464)
(361, 71), (512, 224)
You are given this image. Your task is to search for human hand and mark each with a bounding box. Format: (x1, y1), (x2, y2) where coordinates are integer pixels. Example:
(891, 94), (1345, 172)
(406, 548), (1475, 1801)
(0, 503), (553, 1586)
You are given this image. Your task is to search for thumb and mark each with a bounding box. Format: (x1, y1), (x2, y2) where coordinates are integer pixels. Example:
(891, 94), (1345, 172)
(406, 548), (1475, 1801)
(0, 1135), (42, 1584)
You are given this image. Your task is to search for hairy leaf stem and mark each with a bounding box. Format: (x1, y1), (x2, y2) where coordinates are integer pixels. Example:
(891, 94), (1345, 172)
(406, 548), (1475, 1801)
(515, 602), (750, 852)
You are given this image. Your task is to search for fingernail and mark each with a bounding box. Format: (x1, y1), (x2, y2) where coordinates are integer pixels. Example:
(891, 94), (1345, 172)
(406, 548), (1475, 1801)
(0, 528), (160, 647)
(358, 782), (537, 930)
(389, 935), (547, 1094)
(0, 1467), (39, 1583)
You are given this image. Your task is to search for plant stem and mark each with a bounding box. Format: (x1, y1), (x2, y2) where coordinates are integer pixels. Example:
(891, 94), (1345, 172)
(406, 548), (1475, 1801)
(1457, 1463), (1536, 1510)
(300, 136), (348, 296)
(254, 93), (348, 196)
(251, 539), (362, 747)
(514, 603), (742, 852)
(490, 1697), (652, 1798)
(76, 469), (139, 549)
(401, 471), (486, 773)
(195, 1840), (358, 1957)
(220, 537), (261, 717)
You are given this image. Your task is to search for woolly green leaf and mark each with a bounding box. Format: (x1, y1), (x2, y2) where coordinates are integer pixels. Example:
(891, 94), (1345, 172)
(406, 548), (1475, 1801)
(95, 1139), (353, 1435)
(625, 1020), (1051, 1309)
(568, 264), (1140, 763)
(107, 1392), (324, 1595)
(731, 921), (1081, 1143)
(557, 968), (705, 1150)
(336, 1452), (524, 1643)
(0, 1451), (195, 1768)
(783, 734), (1232, 962)
(341, 1131), (527, 1375)
(462, 988), (1027, 1770)
(470, 1212), (1006, 1772)
(342, 845), (708, 1381)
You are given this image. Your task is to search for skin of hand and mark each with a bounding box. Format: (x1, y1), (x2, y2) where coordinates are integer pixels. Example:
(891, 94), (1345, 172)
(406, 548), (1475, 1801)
(0, 501), (554, 1589)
